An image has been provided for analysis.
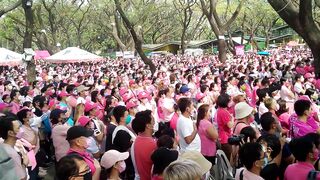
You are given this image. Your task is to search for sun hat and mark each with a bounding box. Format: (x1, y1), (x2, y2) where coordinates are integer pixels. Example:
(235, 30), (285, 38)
(179, 150), (212, 175)
(100, 150), (129, 169)
(77, 85), (89, 93)
(235, 102), (253, 119)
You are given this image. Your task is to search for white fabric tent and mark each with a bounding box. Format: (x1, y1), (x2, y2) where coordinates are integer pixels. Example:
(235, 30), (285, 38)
(45, 47), (104, 63)
(0, 48), (23, 66)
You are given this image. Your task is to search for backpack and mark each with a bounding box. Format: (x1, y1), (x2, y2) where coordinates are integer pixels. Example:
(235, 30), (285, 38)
(307, 170), (320, 180)
(212, 150), (235, 180)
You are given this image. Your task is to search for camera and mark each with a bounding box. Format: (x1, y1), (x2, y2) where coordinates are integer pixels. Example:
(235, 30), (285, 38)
(228, 134), (245, 145)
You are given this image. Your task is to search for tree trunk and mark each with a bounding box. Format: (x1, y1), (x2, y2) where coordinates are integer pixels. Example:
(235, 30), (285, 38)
(181, 30), (186, 54)
(268, 0), (320, 78)
(114, 0), (156, 75)
(218, 39), (227, 63)
(22, 0), (36, 84)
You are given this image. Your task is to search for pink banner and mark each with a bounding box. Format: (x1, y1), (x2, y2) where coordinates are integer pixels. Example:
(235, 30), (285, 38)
(235, 45), (245, 56)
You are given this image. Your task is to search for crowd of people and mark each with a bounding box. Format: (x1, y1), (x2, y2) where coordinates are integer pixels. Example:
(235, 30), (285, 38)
(0, 47), (320, 180)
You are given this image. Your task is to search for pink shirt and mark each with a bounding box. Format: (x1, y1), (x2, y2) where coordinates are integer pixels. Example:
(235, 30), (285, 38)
(284, 162), (320, 180)
(198, 120), (216, 157)
(10, 102), (21, 114)
(216, 108), (232, 144)
(134, 135), (157, 180)
(51, 124), (70, 161)
(279, 112), (290, 130)
(251, 86), (258, 107)
(289, 114), (319, 138)
(233, 121), (249, 135)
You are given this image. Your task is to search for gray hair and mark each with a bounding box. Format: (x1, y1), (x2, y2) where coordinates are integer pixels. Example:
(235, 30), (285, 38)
(163, 159), (202, 180)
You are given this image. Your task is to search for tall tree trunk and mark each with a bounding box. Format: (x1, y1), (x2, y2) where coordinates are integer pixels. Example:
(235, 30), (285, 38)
(22, 0), (36, 83)
(218, 39), (227, 62)
(181, 30), (186, 55)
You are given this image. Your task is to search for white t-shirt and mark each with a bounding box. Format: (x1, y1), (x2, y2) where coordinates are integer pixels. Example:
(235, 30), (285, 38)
(280, 85), (294, 103)
(176, 115), (201, 153)
(258, 102), (268, 118)
(162, 97), (175, 122)
(294, 82), (304, 95)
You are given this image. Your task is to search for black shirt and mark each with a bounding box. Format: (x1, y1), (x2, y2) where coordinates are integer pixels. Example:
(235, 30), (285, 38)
(261, 163), (280, 180)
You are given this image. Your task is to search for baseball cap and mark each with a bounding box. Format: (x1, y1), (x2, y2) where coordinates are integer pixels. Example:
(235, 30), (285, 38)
(235, 102), (253, 119)
(180, 151), (212, 175)
(126, 100), (138, 109)
(122, 93), (134, 103)
(137, 91), (149, 100)
(180, 85), (190, 94)
(100, 150), (129, 169)
(84, 101), (98, 112)
(77, 85), (89, 93)
(50, 109), (67, 120)
(58, 91), (69, 97)
(77, 116), (91, 127)
(66, 126), (93, 141)
(195, 92), (206, 101)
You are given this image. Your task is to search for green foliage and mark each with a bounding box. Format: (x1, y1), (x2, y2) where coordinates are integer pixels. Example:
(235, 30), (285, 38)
(0, 0), (290, 53)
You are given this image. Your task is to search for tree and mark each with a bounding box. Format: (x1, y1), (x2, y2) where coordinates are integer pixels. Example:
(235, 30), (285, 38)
(0, 0), (21, 18)
(199, 0), (244, 62)
(114, 0), (156, 74)
(22, 0), (36, 83)
(268, 0), (320, 77)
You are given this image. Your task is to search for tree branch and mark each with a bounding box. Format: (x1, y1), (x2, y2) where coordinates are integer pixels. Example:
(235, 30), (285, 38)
(0, 0), (22, 17)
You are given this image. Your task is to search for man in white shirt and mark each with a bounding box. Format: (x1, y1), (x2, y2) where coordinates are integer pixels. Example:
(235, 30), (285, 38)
(176, 98), (201, 153)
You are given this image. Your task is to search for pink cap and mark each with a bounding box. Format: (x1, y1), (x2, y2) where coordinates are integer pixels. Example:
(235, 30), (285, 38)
(122, 93), (134, 103)
(77, 116), (91, 127)
(304, 73), (315, 79)
(129, 80), (135, 86)
(138, 91), (149, 100)
(101, 150), (129, 169)
(84, 101), (98, 112)
(126, 100), (138, 109)
(58, 91), (69, 97)
(195, 92), (206, 101)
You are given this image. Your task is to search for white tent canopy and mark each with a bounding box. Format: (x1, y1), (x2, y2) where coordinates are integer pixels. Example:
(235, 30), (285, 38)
(0, 48), (23, 66)
(46, 47), (104, 63)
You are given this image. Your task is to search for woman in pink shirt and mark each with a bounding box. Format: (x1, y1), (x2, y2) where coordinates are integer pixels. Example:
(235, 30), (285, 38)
(216, 94), (234, 160)
(196, 104), (218, 165)
(284, 136), (320, 180)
